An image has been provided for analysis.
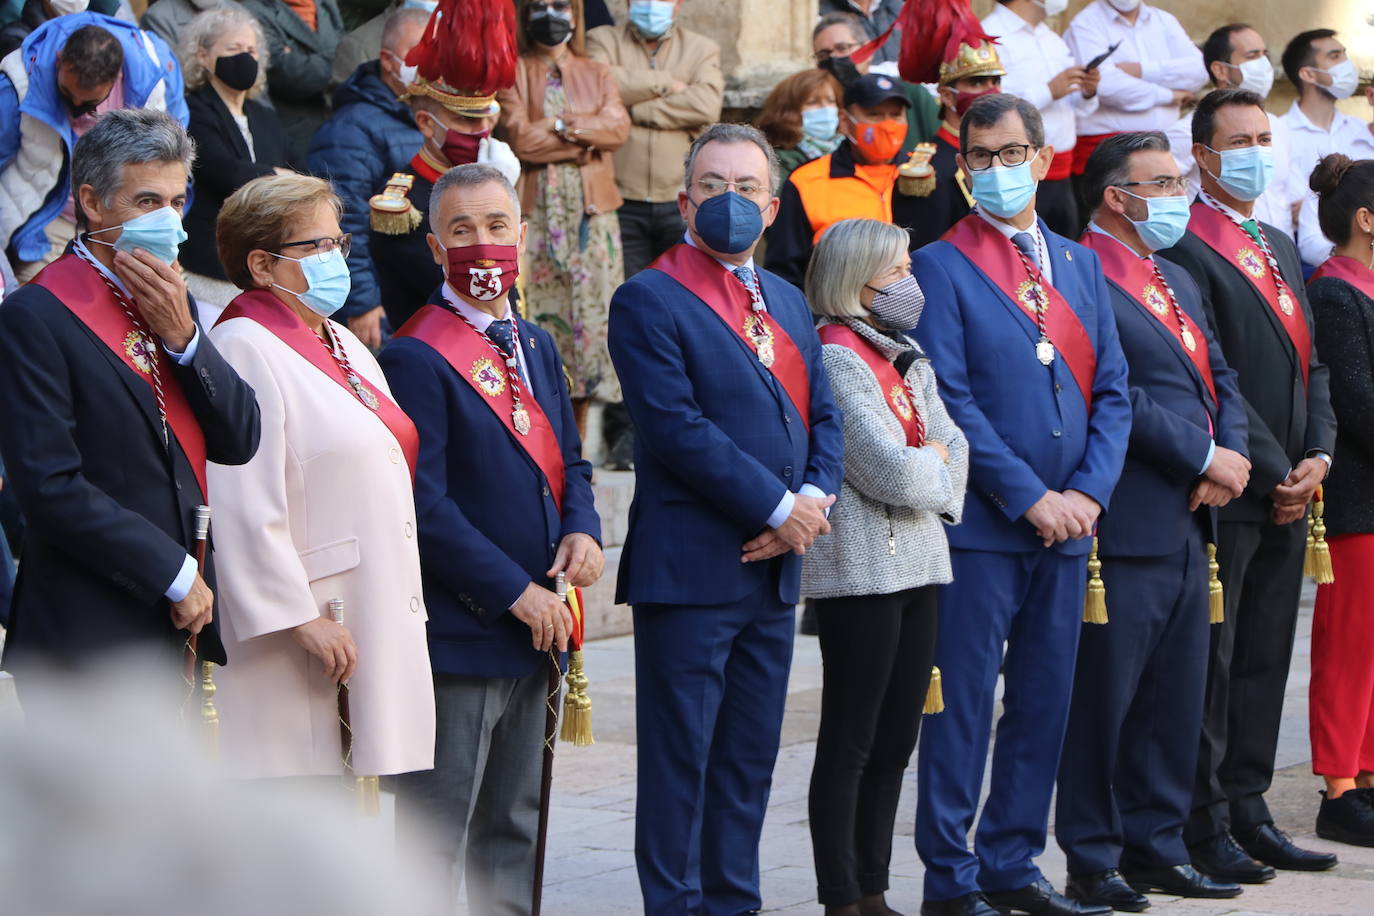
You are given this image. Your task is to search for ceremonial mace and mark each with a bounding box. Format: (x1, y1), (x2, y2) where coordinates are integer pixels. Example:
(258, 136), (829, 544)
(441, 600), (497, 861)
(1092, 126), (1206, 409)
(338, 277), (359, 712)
(330, 598), (381, 816)
(182, 505), (218, 746)
(531, 574), (568, 916)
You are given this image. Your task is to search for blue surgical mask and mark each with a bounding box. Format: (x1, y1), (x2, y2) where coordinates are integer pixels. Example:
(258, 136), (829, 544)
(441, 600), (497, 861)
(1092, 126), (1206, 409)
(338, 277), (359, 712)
(87, 205), (188, 265)
(271, 247), (352, 318)
(1203, 144), (1273, 202)
(629, 0), (674, 38)
(1118, 189), (1191, 252)
(801, 106), (839, 142)
(969, 162), (1037, 219)
(691, 190), (764, 255)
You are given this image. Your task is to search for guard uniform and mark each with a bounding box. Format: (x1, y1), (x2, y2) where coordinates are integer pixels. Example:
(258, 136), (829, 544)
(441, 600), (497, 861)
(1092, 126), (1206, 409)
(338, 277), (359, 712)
(369, 164), (442, 331)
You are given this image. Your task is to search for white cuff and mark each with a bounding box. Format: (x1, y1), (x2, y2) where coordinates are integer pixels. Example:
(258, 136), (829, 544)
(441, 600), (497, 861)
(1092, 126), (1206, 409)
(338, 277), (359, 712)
(767, 490), (795, 530)
(165, 553), (198, 603)
(163, 325), (200, 365)
(1200, 441), (1216, 475)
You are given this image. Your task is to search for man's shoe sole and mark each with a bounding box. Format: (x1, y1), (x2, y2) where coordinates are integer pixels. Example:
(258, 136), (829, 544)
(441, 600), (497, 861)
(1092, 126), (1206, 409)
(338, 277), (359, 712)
(1068, 891), (1149, 913)
(1125, 880), (1243, 899)
(1189, 864), (1274, 885)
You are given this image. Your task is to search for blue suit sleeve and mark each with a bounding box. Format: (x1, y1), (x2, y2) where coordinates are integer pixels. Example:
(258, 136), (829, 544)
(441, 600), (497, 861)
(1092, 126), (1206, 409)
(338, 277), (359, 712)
(542, 335), (601, 544)
(1064, 254), (1131, 509)
(307, 118), (387, 319)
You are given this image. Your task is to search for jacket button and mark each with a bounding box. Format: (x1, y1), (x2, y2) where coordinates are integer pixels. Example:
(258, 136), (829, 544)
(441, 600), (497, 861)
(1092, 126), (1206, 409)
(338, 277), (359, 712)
(175, 481), (182, 491)
(783, 465), (793, 477)
(1054, 383), (1062, 393)
(405, 521), (414, 538)
(1052, 429), (1062, 438)
(542, 485), (550, 497)
(784, 415), (792, 424)
(389, 447), (401, 464)
(409, 596), (420, 613)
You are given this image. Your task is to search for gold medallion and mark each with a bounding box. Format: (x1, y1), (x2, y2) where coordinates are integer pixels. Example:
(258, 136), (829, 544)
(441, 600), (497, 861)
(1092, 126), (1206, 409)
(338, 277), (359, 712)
(1181, 327), (1197, 352)
(744, 313), (776, 368)
(1143, 284), (1170, 317)
(513, 406), (532, 435)
(1237, 247), (1266, 280)
(1036, 339), (1055, 366)
(124, 329), (156, 375)
(471, 357), (507, 397)
(1278, 289), (1295, 316)
(890, 384), (914, 421)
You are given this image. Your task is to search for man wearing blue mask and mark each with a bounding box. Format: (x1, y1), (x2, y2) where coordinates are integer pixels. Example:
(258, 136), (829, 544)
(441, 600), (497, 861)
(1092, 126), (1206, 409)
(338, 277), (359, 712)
(1159, 87), (1339, 881)
(608, 122), (844, 916)
(1058, 131), (1250, 912)
(911, 91), (1131, 916)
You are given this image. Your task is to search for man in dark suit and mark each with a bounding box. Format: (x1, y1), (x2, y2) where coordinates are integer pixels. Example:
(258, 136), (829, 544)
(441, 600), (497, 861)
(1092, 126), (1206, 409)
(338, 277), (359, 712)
(381, 163), (602, 914)
(1159, 88), (1339, 879)
(911, 93), (1131, 916)
(608, 122), (845, 916)
(0, 109), (261, 688)
(1058, 132), (1250, 912)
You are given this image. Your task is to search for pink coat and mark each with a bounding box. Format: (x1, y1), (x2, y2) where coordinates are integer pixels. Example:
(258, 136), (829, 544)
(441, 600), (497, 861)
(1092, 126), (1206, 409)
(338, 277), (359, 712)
(207, 316), (435, 779)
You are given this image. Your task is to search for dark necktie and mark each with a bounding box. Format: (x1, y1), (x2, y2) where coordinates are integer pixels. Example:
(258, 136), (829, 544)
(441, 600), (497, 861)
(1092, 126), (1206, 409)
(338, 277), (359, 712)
(1012, 231), (1040, 270)
(487, 317), (523, 383)
(732, 265), (764, 310)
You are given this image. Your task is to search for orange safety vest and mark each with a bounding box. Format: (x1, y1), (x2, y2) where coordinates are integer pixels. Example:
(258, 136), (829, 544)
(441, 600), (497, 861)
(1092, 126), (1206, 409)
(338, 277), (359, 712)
(788, 152), (900, 245)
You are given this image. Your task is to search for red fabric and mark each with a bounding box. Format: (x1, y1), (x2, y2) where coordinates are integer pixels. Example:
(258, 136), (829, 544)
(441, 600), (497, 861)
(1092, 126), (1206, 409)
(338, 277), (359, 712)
(217, 290), (419, 482)
(649, 243), (812, 430)
(936, 125), (959, 151)
(1046, 150), (1073, 182)
(406, 0), (516, 96)
(394, 304), (566, 511)
(1311, 534), (1374, 777)
(862, 0), (994, 86)
(1310, 254), (1374, 301)
(284, 0), (317, 30)
(1072, 132), (1120, 176)
(818, 323), (924, 446)
(410, 152), (445, 185)
(33, 254), (209, 500)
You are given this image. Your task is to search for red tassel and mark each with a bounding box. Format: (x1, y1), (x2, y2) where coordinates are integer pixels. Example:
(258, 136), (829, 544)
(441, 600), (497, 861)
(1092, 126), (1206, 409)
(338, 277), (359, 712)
(405, 0), (517, 97)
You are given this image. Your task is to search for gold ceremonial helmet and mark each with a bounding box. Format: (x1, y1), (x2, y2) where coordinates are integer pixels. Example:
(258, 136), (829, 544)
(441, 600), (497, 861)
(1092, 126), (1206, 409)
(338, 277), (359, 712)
(402, 76), (502, 119)
(938, 40), (1007, 87)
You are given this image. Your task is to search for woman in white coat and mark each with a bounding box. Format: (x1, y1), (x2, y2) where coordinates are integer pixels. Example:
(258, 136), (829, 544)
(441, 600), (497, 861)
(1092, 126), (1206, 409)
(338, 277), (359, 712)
(207, 173), (434, 780)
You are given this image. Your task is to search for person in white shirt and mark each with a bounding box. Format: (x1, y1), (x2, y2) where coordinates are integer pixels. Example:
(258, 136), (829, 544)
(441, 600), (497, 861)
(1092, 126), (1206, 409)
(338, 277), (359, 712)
(1279, 29), (1374, 267)
(982, 0), (1100, 236)
(1166, 24), (1295, 237)
(1064, 0), (1205, 180)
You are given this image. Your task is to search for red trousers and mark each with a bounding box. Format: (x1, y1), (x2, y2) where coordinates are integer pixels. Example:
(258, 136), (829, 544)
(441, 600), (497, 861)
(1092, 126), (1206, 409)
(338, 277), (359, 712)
(1310, 533), (1374, 777)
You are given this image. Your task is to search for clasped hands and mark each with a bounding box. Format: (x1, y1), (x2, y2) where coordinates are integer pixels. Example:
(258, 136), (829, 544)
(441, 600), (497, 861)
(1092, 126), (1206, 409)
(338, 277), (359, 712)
(1024, 489), (1101, 548)
(742, 492), (837, 563)
(510, 532), (604, 653)
(1189, 446), (1251, 511)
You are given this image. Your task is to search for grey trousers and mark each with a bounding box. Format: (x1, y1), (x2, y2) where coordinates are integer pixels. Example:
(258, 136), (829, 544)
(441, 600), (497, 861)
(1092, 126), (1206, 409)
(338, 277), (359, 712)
(396, 667), (555, 916)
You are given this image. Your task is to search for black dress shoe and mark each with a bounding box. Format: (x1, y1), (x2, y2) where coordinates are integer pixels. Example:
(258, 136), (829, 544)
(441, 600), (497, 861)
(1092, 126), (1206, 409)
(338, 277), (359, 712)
(983, 878), (1111, 915)
(1316, 790), (1374, 847)
(1188, 830), (1276, 884)
(919, 893), (999, 916)
(1120, 863), (1242, 899)
(1065, 869), (1149, 912)
(1238, 822), (1338, 871)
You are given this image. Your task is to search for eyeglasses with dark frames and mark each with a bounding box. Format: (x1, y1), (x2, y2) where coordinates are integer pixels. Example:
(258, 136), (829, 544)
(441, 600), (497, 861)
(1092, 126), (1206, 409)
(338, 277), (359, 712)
(963, 144), (1036, 171)
(279, 234), (352, 261)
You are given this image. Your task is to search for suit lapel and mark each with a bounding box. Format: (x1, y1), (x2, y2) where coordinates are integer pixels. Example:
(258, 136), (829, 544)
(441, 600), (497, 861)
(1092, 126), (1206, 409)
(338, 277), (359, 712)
(1205, 239), (1299, 371)
(1113, 278), (1216, 412)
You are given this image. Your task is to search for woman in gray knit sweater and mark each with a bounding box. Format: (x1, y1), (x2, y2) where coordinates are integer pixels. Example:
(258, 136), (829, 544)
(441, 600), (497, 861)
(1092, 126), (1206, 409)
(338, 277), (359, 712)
(802, 218), (968, 916)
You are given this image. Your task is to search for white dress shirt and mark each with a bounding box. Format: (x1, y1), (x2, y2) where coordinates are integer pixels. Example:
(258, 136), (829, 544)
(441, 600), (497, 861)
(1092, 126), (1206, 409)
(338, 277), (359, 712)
(1065, 0), (1206, 136)
(1280, 101), (1374, 266)
(981, 4), (1098, 154)
(976, 207), (1054, 284)
(440, 281), (533, 395)
(1167, 108), (1295, 236)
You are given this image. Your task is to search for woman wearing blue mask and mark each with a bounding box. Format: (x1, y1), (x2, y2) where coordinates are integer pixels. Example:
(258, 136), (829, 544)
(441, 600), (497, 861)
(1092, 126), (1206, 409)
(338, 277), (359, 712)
(759, 68), (845, 182)
(204, 173), (436, 787)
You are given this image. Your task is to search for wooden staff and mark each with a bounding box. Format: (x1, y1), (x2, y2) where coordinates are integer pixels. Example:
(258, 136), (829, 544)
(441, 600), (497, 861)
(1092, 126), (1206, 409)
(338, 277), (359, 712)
(182, 506), (218, 746)
(330, 597), (380, 816)
(531, 574), (566, 916)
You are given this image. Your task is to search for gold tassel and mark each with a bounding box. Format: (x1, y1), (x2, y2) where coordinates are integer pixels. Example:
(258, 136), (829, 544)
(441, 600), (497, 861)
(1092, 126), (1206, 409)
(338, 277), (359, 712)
(1083, 537), (1108, 624)
(559, 650), (594, 747)
(923, 666), (945, 714)
(1207, 543), (1225, 624)
(355, 775), (381, 817)
(1307, 486), (1335, 585)
(368, 172), (422, 235)
(200, 660), (219, 753)
(368, 206), (422, 235)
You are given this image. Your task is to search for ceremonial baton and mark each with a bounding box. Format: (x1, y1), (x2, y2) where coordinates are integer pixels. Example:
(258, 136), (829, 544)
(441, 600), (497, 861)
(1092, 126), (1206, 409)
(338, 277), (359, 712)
(182, 505), (218, 748)
(531, 573), (567, 916)
(330, 598), (380, 816)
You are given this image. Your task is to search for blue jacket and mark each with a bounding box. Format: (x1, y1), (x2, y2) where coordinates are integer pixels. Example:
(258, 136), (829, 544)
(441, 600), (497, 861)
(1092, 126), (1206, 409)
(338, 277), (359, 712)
(608, 257), (845, 607)
(913, 218), (1132, 556)
(307, 61), (422, 321)
(0, 12), (187, 262)
(378, 291), (600, 680)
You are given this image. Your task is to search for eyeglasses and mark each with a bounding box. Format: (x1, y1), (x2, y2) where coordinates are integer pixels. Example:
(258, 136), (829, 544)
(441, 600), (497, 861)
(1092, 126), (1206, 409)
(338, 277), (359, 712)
(694, 178), (768, 199)
(1117, 177), (1189, 196)
(963, 144), (1036, 171)
(529, 0), (572, 12)
(814, 41), (860, 63)
(280, 234), (351, 260)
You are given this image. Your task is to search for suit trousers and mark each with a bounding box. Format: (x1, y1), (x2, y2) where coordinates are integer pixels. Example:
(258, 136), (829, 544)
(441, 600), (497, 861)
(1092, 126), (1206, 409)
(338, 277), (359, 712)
(1188, 517), (1306, 843)
(1056, 529), (1210, 875)
(395, 668), (552, 916)
(633, 580), (795, 916)
(916, 548), (1087, 901)
(618, 199), (688, 279)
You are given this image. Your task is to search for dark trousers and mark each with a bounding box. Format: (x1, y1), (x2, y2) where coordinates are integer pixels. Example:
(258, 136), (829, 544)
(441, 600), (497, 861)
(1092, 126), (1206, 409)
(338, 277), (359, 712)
(1036, 178), (1081, 239)
(1188, 517), (1307, 844)
(1056, 529), (1210, 875)
(809, 586), (939, 906)
(633, 582), (795, 916)
(618, 199), (688, 279)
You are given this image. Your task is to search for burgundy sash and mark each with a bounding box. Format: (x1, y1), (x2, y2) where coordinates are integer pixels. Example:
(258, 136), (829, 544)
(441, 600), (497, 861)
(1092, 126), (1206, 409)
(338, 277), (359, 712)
(393, 304), (566, 512)
(216, 290), (419, 481)
(1080, 232), (1217, 406)
(649, 243), (812, 430)
(1309, 254), (1374, 302)
(943, 214), (1097, 410)
(33, 254), (209, 499)
(817, 323), (924, 446)
(1188, 202), (1311, 386)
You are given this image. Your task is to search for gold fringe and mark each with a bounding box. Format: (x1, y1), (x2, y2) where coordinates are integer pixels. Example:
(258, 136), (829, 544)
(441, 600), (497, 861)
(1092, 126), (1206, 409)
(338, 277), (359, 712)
(923, 666), (944, 714)
(1307, 488), (1335, 585)
(356, 775), (381, 817)
(200, 660), (219, 753)
(1083, 537), (1108, 624)
(559, 650), (594, 747)
(1207, 543), (1225, 624)
(369, 205), (422, 236)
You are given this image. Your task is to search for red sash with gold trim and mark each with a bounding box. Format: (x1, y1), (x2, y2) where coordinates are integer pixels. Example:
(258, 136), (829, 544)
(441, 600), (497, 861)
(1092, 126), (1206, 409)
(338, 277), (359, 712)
(394, 304), (566, 511)
(943, 214), (1097, 410)
(650, 243), (812, 430)
(1080, 232), (1217, 406)
(217, 290), (419, 481)
(33, 253), (209, 499)
(1309, 254), (1374, 302)
(1188, 202), (1311, 386)
(817, 323), (924, 446)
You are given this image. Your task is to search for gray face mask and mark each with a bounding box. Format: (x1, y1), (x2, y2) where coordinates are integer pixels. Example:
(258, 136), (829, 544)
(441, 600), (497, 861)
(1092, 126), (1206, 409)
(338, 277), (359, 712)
(866, 274), (925, 330)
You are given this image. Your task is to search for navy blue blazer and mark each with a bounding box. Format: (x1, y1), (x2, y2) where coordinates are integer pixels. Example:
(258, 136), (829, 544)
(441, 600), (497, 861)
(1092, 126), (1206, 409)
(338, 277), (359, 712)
(912, 218), (1132, 556)
(378, 291), (600, 680)
(1096, 254), (1248, 557)
(608, 259), (845, 607)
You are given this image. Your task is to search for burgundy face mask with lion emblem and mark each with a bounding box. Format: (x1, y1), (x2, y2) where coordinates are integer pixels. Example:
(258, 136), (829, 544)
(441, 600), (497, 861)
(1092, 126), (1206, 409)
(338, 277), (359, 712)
(445, 243), (520, 302)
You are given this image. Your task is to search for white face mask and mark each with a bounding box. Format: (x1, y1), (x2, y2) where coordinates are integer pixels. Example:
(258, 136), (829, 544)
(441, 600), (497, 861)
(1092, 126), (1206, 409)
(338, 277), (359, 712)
(1104, 0), (1140, 12)
(48, 0), (88, 13)
(1231, 56), (1275, 98)
(1034, 0), (1069, 15)
(1317, 58), (1360, 100)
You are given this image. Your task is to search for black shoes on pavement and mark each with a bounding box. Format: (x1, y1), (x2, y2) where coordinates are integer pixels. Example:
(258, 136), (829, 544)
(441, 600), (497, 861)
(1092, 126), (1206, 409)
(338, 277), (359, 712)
(1237, 822), (1339, 871)
(1065, 869), (1148, 912)
(1120, 863), (1242, 899)
(1188, 830), (1276, 883)
(982, 878), (1111, 916)
(1316, 788), (1374, 848)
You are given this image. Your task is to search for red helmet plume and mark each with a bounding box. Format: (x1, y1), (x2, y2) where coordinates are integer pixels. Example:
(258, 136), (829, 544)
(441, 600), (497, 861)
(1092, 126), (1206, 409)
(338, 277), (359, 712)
(852, 0), (996, 86)
(403, 0), (517, 116)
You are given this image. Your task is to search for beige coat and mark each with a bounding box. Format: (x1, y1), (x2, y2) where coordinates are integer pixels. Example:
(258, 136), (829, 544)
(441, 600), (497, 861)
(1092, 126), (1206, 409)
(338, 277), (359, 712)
(207, 316), (435, 779)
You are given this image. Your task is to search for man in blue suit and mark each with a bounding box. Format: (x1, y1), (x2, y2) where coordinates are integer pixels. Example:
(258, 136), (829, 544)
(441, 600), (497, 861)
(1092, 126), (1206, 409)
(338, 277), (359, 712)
(608, 122), (845, 916)
(911, 93), (1131, 916)
(1057, 132), (1249, 912)
(380, 163), (603, 915)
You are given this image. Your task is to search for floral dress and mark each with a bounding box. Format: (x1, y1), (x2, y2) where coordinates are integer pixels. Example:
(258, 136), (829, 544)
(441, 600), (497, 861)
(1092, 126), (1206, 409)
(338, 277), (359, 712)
(523, 68), (624, 403)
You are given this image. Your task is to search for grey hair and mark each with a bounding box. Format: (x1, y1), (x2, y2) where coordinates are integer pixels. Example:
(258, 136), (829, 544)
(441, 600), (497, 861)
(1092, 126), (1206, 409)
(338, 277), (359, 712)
(177, 4), (269, 99)
(683, 122), (782, 195)
(959, 92), (1045, 152)
(382, 6), (432, 52)
(814, 10), (864, 44)
(805, 218), (909, 319)
(429, 163), (522, 234)
(70, 109), (196, 228)
(1082, 131), (1172, 213)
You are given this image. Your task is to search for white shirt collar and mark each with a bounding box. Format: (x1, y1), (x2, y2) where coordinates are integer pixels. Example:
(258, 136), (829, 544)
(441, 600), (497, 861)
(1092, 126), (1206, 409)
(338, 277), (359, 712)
(73, 234), (134, 300)
(441, 281), (513, 331)
(1283, 99), (1360, 136)
(1087, 220), (1151, 259)
(975, 207), (1041, 242)
(684, 233), (757, 275)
